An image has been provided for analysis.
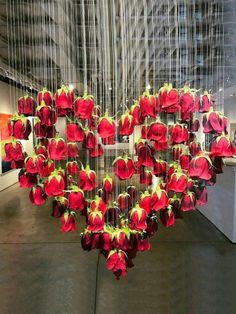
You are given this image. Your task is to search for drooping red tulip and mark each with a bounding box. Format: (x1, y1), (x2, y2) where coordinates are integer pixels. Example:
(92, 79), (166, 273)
(129, 204), (147, 231)
(74, 92), (94, 120)
(98, 188), (112, 204)
(101, 136), (115, 145)
(89, 144), (104, 157)
(153, 159), (167, 177)
(180, 192), (195, 212)
(136, 143), (155, 167)
(147, 120), (167, 142)
(9, 116), (32, 140)
(66, 161), (79, 175)
(119, 112), (135, 136)
(210, 135), (236, 157)
(127, 185), (138, 206)
(34, 119), (47, 138)
(60, 211), (76, 232)
(202, 110), (223, 134)
(179, 86), (197, 120)
(112, 228), (132, 251)
(44, 170), (65, 197)
(98, 112), (116, 138)
(151, 187), (169, 211)
(160, 206), (175, 227)
(38, 88), (52, 106)
(25, 153), (46, 175)
(87, 210), (105, 232)
(140, 168), (153, 185)
(129, 101), (144, 125)
(159, 83), (179, 113)
(169, 123), (189, 145)
(68, 185), (85, 211)
(167, 171), (187, 193)
(36, 103), (57, 127)
(18, 95), (35, 116)
(67, 142), (79, 158)
(172, 145), (183, 161)
(113, 154), (136, 180)
(54, 85), (74, 115)
(90, 195), (107, 215)
(34, 144), (48, 158)
(195, 185), (208, 205)
(101, 232), (113, 252)
(102, 174), (113, 193)
(66, 122), (85, 142)
(139, 90), (156, 118)
(79, 164), (97, 191)
(29, 185), (47, 206)
(84, 129), (97, 149)
(18, 169), (37, 188)
(189, 155), (212, 180)
(40, 159), (55, 177)
(146, 214), (158, 236)
(153, 140), (169, 151)
(136, 234), (151, 252)
(180, 153), (191, 170)
(117, 192), (130, 211)
(189, 141), (202, 156)
(52, 196), (68, 217)
(190, 119), (200, 132)
(49, 137), (67, 160)
(4, 140), (24, 162)
(106, 250), (127, 279)
(139, 190), (152, 214)
(200, 91), (214, 113)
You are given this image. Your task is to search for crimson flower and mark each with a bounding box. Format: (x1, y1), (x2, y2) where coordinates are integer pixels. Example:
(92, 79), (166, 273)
(29, 185), (47, 206)
(98, 112), (116, 138)
(79, 164), (97, 191)
(60, 211), (76, 232)
(74, 93), (94, 120)
(18, 95), (35, 116)
(119, 112), (135, 136)
(49, 137), (67, 160)
(106, 250), (127, 279)
(113, 154), (136, 180)
(44, 170), (65, 197)
(189, 155), (212, 180)
(38, 88), (52, 106)
(129, 204), (147, 231)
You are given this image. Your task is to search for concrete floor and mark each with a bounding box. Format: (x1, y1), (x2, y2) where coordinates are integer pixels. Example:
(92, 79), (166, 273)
(0, 184), (236, 314)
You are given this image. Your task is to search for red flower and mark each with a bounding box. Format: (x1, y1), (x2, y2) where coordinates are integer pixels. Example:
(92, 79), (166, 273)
(210, 135), (236, 157)
(18, 95), (35, 116)
(203, 110), (223, 134)
(172, 145), (183, 161)
(151, 187), (169, 211)
(195, 186), (208, 205)
(49, 137), (67, 160)
(167, 172), (187, 193)
(118, 192), (130, 211)
(159, 83), (179, 113)
(147, 121), (167, 142)
(137, 143), (155, 167)
(74, 93), (94, 120)
(127, 185), (138, 206)
(139, 90), (156, 118)
(169, 124), (189, 145)
(84, 129), (97, 149)
(129, 204), (147, 231)
(102, 136), (115, 145)
(113, 154), (136, 180)
(40, 159), (55, 177)
(4, 141), (24, 162)
(153, 140), (168, 151)
(38, 88), (52, 106)
(179, 86), (197, 120)
(113, 228), (132, 251)
(153, 159), (167, 177)
(141, 125), (149, 139)
(139, 190), (152, 214)
(200, 91), (214, 112)
(52, 196), (68, 217)
(189, 155), (212, 180)
(190, 119), (200, 132)
(9, 116), (32, 140)
(36, 103), (57, 126)
(98, 112), (116, 138)
(180, 192), (195, 212)
(90, 195), (107, 215)
(189, 141), (202, 156)
(60, 211), (76, 232)
(79, 164), (97, 191)
(101, 232), (113, 251)
(34, 144), (48, 158)
(130, 101), (144, 125)
(180, 154), (191, 170)
(98, 188), (112, 204)
(54, 86), (74, 114)
(29, 185), (47, 206)
(119, 112), (135, 136)
(25, 153), (46, 175)
(89, 144), (104, 157)
(87, 210), (104, 232)
(146, 215), (158, 236)
(68, 185), (85, 211)
(102, 175), (113, 193)
(66, 122), (85, 142)
(106, 250), (127, 279)
(66, 161), (79, 175)
(160, 206), (175, 227)
(34, 120), (47, 138)
(44, 170), (65, 196)
(136, 234), (151, 252)
(140, 169), (152, 185)
(18, 170), (37, 188)
(67, 142), (79, 158)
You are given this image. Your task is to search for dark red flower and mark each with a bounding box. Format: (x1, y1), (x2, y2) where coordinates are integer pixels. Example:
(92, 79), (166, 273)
(25, 153), (46, 175)
(98, 112), (116, 138)
(4, 140), (24, 162)
(38, 88), (52, 106)
(18, 95), (35, 116)
(101, 232), (113, 251)
(54, 86), (74, 114)
(102, 175), (113, 193)
(36, 104), (57, 127)
(136, 234), (151, 252)
(84, 129), (97, 149)
(49, 137), (67, 160)
(119, 112), (135, 136)
(98, 188), (112, 204)
(153, 140), (168, 151)
(34, 120), (47, 138)
(146, 214), (158, 236)
(189, 141), (202, 156)
(44, 170), (65, 197)
(195, 185), (208, 205)
(29, 185), (47, 206)
(79, 164), (97, 191)
(210, 135), (236, 157)
(67, 142), (79, 158)
(153, 159), (167, 177)
(118, 192), (130, 211)
(68, 185), (85, 211)
(66, 122), (85, 142)
(189, 155), (212, 180)
(140, 169), (152, 185)
(180, 192), (195, 212)
(129, 101), (145, 125)
(9, 116), (32, 140)
(66, 161), (79, 175)
(137, 143), (155, 167)
(169, 124), (189, 145)
(113, 154), (136, 180)
(106, 250), (127, 279)
(160, 206), (175, 227)
(89, 144), (104, 157)
(172, 145), (183, 161)
(129, 204), (147, 231)
(167, 172), (187, 193)
(147, 121), (167, 142)
(34, 144), (48, 158)
(180, 153), (191, 170)
(60, 211), (76, 232)
(52, 196), (68, 217)
(90, 195), (107, 215)
(200, 91), (214, 113)
(190, 119), (200, 132)
(74, 93), (94, 120)
(203, 110), (223, 134)
(151, 187), (169, 211)
(40, 159), (55, 177)
(18, 169), (37, 188)
(127, 185), (138, 206)
(159, 83), (180, 113)
(139, 190), (152, 214)
(101, 136), (115, 145)
(139, 91), (156, 118)
(87, 210), (104, 232)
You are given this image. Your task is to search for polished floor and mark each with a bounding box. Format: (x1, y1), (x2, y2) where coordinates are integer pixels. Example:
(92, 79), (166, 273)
(0, 184), (236, 314)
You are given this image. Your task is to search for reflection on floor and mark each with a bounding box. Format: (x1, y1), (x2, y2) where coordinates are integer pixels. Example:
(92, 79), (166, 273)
(0, 184), (236, 314)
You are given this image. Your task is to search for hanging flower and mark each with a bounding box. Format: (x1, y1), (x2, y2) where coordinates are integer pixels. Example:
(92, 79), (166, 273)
(119, 112), (135, 136)
(60, 211), (76, 232)
(87, 210), (105, 232)
(9, 116), (32, 140)
(74, 92), (94, 120)
(127, 185), (138, 207)
(79, 164), (97, 191)
(190, 119), (200, 132)
(68, 185), (85, 211)
(44, 170), (65, 197)
(54, 85), (74, 115)
(200, 91), (214, 113)
(117, 192), (130, 211)
(167, 171), (187, 193)
(36, 102), (57, 126)
(106, 250), (127, 279)
(139, 89), (156, 118)
(52, 196), (68, 217)
(40, 159), (55, 177)
(18, 95), (35, 116)
(180, 192), (195, 212)
(113, 154), (136, 180)
(89, 144), (104, 157)
(189, 155), (212, 180)
(98, 112), (116, 138)
(202, 110), (223, 134)
(67, 142), (79, 158)
(179, 86), (197, 120)
(195, 185), (208, 205)
(29, 185), (47, 206)
(84, 129), (97, 149)
(169, 123), (189, 145)
(66, 161), (79, 175)
(49, 137), (67, 160)
(66, 122), (85, 142)
(129, 204), (147, 231)
(140, 168), (153, 185)
(34, 119), (47, 138)
(34, 144), (48, 158)
(159, 83), (179, 113)
(136, 143), (155, 167)
(210, 135), (236, 157)
(101, 136), (115, 145)
(153, 159), (167, 177)
(147, 120), (167, 142)
(4, 140), (24, 162)
(129, 101), (144, 125)
(151, 186), (169, 211)
(180, 153), (191, 171)
(139, 190), (152, 214)
(25, 153), (46, 175)
(136, 234), (151, 252)
(18, 169), (37, 188)
(90, 195), (107, 215)
(38, 88), (52, 106)
(160, 206), (175, 227)
(189, 141), (202, 156)
(102, 174), (113, 193)
(112, 227), (132, 251)
(101, 231), (113, 251)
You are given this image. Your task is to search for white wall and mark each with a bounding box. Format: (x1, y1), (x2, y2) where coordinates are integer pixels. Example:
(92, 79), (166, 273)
(0, 81), (33, 191)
